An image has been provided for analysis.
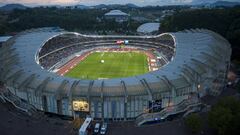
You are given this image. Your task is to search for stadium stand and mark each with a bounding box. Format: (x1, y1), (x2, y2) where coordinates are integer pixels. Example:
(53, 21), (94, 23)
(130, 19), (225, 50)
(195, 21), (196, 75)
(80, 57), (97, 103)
(0, 28), (231, 126)
(38, 37), (175, 69)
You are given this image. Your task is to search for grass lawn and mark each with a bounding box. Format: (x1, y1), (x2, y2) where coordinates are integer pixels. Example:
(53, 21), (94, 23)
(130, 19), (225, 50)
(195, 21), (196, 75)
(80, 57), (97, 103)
(65, 52), (149, 79)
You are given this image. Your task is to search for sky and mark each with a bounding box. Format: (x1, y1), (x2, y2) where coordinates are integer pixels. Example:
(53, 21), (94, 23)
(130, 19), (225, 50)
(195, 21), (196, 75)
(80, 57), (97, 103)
(0, 0), (239, 6)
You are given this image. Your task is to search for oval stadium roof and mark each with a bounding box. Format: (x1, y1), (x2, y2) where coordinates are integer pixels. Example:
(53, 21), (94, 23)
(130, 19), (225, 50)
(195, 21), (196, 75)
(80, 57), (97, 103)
(137, 23), (160, 33)
(104, 10), (129, 16)
(0, 36), (12, 43)
(0, 28), (232, 98)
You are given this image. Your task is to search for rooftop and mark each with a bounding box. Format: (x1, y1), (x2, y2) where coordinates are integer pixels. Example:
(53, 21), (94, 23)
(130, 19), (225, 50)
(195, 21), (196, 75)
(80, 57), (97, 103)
(104, 10), (129, 16)
(0, 28), (231, 97)
(0, 36), (12, 43)
(137, 23), (160, 33)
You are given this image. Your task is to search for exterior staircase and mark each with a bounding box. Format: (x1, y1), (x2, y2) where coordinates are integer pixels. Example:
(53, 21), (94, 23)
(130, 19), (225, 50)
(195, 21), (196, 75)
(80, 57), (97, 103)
(135, 96), (202, 126)
(0, 86), (38, 116)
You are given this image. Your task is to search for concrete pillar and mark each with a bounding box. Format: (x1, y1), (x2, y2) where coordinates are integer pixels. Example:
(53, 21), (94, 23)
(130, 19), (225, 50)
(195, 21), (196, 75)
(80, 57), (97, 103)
(101, 98), (104, 121)
(42, 95), (48, 112)
(124, 96), (127, 120)
(57, 99), (62, 114)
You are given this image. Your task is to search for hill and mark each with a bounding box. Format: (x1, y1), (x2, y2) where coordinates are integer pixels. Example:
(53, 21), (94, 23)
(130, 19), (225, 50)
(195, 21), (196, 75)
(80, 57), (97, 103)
(93, 3), (139, 9)
(192, 0), (240, 7)
(0, 4), (28, 11)
(210, 1), (240, 7)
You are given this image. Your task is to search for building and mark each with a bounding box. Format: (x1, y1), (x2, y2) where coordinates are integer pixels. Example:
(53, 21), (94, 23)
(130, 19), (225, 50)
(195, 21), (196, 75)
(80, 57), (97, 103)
(0, 36), (12, 48)
(137, 23), (160, 34)
(0, 28), (231, 125)
(104, 10), (129, 23)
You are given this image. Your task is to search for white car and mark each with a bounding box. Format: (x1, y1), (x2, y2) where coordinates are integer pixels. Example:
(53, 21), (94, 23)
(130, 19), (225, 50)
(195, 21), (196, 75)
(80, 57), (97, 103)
(100, 123), (107, 135)
(94, 123), (100, 134)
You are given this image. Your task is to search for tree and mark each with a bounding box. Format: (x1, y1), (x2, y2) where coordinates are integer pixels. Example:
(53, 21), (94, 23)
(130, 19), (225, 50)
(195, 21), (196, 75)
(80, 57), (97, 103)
(159, 7), (240, 61)
(208, 97), (240, 135)
(184, 113), (203, 133)
(208, 106), (233, 135)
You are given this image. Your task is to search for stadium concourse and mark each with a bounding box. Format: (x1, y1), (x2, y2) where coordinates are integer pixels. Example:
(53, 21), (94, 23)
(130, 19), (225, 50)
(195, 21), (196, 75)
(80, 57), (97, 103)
(0, 27), (231, 126)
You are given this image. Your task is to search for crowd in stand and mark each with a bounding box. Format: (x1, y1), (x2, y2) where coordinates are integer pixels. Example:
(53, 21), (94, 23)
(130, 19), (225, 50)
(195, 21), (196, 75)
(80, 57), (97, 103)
(158, 59), (166, 67)
(156, 39), (175, 48)
(40, 44), (87, 69)
(39, 36), (90, 57)
(156, 47), (174, 60)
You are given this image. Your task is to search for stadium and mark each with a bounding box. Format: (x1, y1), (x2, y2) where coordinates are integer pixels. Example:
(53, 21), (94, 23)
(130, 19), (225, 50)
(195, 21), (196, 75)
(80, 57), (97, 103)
(0, 27), (231, 126)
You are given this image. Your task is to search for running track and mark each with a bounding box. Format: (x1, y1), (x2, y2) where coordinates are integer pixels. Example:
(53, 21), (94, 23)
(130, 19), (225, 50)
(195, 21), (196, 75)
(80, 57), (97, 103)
(57, 52), (90, 76)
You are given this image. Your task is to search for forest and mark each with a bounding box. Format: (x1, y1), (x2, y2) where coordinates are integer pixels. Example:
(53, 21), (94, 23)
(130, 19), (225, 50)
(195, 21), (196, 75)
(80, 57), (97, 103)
(0, 7), (141, 35)
(0, 6), (240, 61)
(159, 6), (240, 61)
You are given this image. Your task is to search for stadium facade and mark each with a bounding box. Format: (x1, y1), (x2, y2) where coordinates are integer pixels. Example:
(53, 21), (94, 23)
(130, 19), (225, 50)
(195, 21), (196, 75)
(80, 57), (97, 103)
(0, 28), (231, 125)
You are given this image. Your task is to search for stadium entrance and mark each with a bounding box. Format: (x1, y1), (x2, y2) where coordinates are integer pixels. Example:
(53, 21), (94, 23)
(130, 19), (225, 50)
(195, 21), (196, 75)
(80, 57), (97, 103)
(148, 99), (163, 113)
(72, 100), (90, 118)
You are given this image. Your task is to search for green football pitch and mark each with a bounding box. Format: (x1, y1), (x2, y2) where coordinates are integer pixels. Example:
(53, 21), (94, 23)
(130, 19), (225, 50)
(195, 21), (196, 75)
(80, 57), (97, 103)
(65, 52), (149, 79)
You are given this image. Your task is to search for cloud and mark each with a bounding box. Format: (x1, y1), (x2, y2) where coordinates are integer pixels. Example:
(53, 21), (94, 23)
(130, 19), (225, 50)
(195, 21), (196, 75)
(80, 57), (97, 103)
(0, 0), (239, 6)
(0, 0), (192, 5)
(1, 0), (79, 5)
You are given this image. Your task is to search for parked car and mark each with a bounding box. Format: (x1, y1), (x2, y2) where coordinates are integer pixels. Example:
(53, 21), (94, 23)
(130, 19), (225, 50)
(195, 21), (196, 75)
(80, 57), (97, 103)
(94, 123), (100, 134)
(100, 123), (107, 135)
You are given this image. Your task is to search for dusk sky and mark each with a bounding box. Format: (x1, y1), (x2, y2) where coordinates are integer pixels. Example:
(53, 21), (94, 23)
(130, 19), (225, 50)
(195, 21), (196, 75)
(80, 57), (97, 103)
(0, 0), (239, 6)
